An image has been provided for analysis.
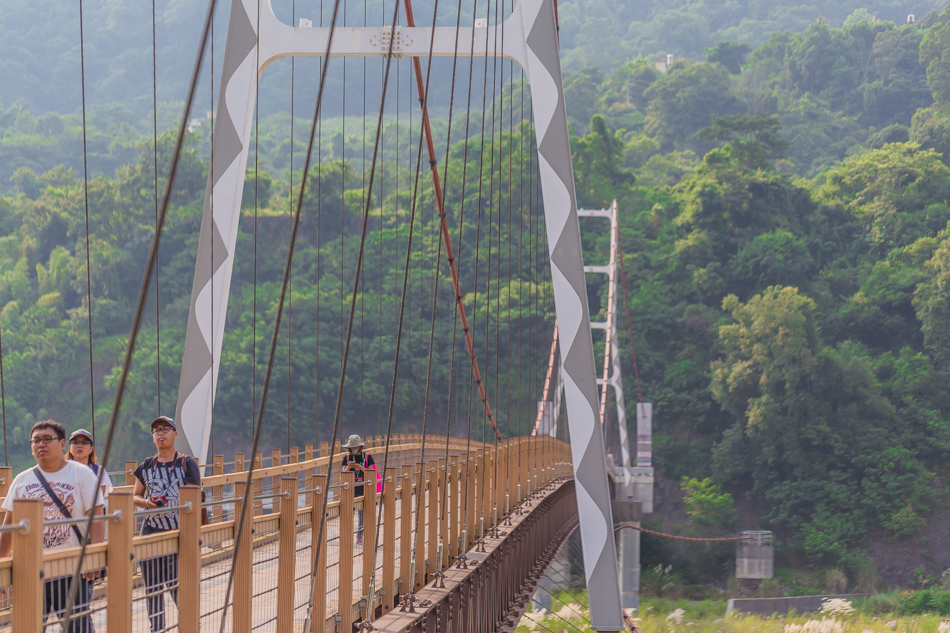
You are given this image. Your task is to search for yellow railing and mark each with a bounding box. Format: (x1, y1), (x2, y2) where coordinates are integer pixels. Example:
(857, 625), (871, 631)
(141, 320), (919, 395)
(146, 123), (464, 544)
(0, 434), (572, 632)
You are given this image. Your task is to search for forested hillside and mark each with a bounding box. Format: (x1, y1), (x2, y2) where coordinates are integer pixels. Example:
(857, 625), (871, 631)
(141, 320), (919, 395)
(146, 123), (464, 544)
(6, 0), (950, 586)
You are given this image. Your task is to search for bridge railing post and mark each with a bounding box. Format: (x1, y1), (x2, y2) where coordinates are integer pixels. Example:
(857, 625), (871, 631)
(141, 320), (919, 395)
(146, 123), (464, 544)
(11, 498), (42, 632)
(212, 455), (224, 524)
(234, 480), (253, 633)
(107, 490), (133, 633)
(413, 463), (426, 591)
(125, 460), (138, 486)
(178, 484), (202, 631)
(494, 443), (505, 523)
(253, 452), (263, 516)
(449, 458), (459, 566)
(272, 448), (282, 497)
(461, 455), (472, 550)
(310, 475), (328, 633)
(276, 476), (298, 631)
(382, 467), (397, 613)
(426, 461), (438, 578)
(399, 465), (412, 596)
(304, 444), (314, 508)
(361, 469), (377, 605)
(339, 470), (355, 633)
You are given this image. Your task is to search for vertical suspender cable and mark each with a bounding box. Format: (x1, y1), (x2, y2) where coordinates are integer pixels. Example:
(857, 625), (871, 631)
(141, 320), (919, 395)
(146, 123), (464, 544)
(403, 0), (502, 441)
(615, 235), (645, 404)
(78, 0), (96, 443)
(288, 0), (297, 454)
(301, 1), (403, 628)
(62, 1), (221, 626)
(209, 5), (215, 460)
(152, 0), (162, 414)
(253, 0), (261, 447)
(0, 324), (7, 466)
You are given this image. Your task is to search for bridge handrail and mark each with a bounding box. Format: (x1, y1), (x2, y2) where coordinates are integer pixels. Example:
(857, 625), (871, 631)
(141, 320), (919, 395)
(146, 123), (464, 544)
(0, 435), (571, 632)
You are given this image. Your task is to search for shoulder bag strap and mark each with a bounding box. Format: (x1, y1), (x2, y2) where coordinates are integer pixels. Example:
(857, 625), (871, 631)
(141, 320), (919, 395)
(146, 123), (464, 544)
(32, 466), (84, 542)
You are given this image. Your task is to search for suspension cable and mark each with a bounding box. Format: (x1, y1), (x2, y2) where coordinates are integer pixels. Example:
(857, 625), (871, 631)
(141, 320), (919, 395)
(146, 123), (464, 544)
(78, 0), (96, 445)
(403, 0), (502, 442)
(366, 2), (446, 612)
(0, 323), (7, 466)
(615, 226), (645, 404)
(151, 0), (162, 414)
(61, 0), (220, 626)
(301, 1), (405, 628)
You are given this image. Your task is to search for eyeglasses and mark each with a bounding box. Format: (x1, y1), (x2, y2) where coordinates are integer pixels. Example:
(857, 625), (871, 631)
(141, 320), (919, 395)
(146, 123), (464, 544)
(30, 436), (61, 446)
(152, 426), (174, 435)
(70, 440), (92, 447)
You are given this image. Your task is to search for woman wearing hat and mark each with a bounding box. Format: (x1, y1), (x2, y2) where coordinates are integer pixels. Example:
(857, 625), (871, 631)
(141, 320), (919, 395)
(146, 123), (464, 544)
(66, 428), (114, 505)
(65, 428), (113, 631)
(340, 435), (377, 545)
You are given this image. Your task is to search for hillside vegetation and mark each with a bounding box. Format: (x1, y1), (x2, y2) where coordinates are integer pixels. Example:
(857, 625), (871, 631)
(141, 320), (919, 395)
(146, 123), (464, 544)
(4, 0), (950, 586)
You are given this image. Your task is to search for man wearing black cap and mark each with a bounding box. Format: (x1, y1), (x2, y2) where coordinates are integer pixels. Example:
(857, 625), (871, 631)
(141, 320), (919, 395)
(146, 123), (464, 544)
(132, 416), (201, 633)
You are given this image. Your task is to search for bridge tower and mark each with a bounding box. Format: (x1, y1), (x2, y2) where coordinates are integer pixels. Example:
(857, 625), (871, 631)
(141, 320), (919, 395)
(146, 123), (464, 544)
(174, 0), (625, 628)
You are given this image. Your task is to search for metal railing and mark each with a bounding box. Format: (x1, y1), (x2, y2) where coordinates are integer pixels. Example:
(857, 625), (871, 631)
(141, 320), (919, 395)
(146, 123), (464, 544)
(0, 434), (572, 632)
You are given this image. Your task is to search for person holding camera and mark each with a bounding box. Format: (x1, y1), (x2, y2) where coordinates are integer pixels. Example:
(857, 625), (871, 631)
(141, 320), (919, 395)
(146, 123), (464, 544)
(132, 416), (200, 633)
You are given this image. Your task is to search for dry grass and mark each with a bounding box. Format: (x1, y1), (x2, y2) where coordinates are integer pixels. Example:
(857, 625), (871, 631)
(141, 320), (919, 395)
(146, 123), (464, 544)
(514, 601), (950, 633)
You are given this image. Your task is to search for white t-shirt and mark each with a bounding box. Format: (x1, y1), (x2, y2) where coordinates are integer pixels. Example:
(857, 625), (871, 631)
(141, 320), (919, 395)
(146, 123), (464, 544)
(1, 461), (100, 551)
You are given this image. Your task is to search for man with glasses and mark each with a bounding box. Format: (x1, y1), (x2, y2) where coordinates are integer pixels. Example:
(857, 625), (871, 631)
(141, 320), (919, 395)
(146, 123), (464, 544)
(132, 416), (201, 633)
(0, 419), (103, 632)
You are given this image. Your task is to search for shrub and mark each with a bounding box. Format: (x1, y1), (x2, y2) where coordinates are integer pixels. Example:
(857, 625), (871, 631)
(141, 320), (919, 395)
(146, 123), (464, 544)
(824, 569), (847, 594)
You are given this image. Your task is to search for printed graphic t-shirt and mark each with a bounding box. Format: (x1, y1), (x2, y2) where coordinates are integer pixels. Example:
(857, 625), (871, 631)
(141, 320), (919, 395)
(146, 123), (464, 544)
(1, 461), (100, 551)
(132, 452), (201, 534)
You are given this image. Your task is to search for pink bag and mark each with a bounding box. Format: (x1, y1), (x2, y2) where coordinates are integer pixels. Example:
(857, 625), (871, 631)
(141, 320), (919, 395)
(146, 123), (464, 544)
(369, 463), (382, 494)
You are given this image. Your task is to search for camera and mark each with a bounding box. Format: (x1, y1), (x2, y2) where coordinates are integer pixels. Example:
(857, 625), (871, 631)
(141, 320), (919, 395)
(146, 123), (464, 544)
(151, 495), (167, 508)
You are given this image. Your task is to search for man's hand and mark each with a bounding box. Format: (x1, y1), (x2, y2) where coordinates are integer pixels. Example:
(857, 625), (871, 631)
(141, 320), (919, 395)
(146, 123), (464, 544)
(82, 570), (100, 582)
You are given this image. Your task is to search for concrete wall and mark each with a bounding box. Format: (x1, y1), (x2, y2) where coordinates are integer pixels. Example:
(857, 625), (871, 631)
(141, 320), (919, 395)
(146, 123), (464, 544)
(726, 594), (867, 616)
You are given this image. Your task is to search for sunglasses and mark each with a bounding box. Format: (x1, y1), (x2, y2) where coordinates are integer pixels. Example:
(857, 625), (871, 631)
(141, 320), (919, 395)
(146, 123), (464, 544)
(70, 440), (92, 447)
(152, 426), (175, 435)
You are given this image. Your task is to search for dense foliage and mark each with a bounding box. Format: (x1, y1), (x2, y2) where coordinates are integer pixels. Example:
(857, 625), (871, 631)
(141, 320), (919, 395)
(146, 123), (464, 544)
(7, 0), (950, 580)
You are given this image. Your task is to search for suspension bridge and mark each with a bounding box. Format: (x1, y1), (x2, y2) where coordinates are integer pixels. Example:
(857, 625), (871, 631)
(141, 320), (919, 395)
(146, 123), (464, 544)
(0, 0), (654, 630)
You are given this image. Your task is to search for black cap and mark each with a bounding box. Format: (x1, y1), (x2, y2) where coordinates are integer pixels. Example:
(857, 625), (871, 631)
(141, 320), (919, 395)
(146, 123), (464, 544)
(150, 416), (176, 431)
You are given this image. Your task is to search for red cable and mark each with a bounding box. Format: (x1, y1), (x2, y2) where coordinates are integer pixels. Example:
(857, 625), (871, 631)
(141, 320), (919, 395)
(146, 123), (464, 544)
(615, 226), (644, 404)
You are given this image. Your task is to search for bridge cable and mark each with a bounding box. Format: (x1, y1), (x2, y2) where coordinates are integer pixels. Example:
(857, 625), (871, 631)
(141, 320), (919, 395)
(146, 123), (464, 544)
(485, 0), (503, 517)
(78, 0), (96, 444)
(365, 5), (452, 617)
(397, 0), (464, 603)
(532, 584), (593, 626)
(60, 0), (221, 626)
(315, 0), (324, 449)
(209, 1), (216, 461)
(252, 0), (261, 450)
(401, 0), (472, 568)
(521, 608), (587, 633)
(615, 227), (645, 403)
(287, 0), (296, 456)
(503, 0), (514, 498)
(214, 0), (351, 621)
(0, 324), (7, 466)
(299, 1), (408, 629)
(152, 0), (162, 414)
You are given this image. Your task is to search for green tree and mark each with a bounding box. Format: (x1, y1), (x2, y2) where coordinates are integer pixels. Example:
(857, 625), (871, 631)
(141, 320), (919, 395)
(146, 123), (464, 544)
(697, 113), (789, 170)
(705, 41), (751, 74)
(643, 62), (744, 151)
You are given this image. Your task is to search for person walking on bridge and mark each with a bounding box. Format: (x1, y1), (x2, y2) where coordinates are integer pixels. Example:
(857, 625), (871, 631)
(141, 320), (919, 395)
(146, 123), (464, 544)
(0, 419), (103, 633)
(340, 435), (377, 545)
(132, 416), (201, 633)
